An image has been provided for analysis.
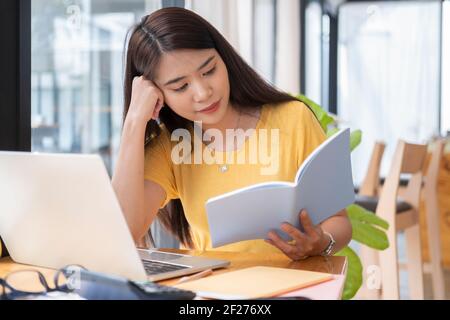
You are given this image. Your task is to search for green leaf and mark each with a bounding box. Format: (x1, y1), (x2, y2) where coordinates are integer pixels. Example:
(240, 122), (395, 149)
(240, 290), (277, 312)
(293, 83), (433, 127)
(295, 94), (335, 132)
(350, 130), (362, 151)
(347, 204), (389, 230)
(347, 204), (389, 250)
(350, 220), (389, 250)
(335, 246), (363, 300)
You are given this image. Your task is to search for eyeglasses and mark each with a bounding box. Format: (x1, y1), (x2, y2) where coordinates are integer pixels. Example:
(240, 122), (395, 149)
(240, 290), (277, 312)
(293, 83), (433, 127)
(0, 264), (86, 300)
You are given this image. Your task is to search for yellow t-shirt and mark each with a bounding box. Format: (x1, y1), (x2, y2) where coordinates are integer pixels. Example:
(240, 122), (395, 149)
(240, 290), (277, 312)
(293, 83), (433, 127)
(144, 100), (326, 253)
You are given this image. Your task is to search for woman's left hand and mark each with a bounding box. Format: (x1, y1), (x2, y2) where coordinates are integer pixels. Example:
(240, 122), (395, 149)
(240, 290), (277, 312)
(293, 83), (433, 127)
(265, 209), (330, 260)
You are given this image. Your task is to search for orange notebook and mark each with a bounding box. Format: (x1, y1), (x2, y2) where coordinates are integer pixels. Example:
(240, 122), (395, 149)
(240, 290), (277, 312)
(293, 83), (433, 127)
(174, 266), (333, 299)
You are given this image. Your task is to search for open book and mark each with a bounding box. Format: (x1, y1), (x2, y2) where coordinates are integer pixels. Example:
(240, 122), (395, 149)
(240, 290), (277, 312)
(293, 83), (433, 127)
(205, 128), (355, 247)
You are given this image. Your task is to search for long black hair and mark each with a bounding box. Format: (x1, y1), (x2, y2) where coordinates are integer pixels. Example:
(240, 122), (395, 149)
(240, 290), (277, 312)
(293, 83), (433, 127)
(123, 7), (300, 247)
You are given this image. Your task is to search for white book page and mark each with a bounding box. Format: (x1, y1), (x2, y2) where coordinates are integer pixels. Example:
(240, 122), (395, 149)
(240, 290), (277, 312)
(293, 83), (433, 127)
(294, 129), (348, 183)
(293, 129), (355, 226)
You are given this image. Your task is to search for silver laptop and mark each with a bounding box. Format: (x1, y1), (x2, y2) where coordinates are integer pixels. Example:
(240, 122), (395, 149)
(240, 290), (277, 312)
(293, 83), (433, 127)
(0, 151), (229, 282)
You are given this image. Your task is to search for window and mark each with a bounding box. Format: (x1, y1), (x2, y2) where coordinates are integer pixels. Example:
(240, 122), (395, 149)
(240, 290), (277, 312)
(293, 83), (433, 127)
(337, 0), (442, 183)
(31, 0), (164, 175)
(304, 0), (323, 106)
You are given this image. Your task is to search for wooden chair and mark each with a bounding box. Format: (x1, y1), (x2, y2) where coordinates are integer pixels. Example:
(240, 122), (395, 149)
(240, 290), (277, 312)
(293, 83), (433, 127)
(358, 142), (386, 197)
(391, 140), (445, 299)
(419, 140), (446, 299)
(356, 141), (428, 299)
(355, 142), (386, 299)
(379, 141), (428, 299)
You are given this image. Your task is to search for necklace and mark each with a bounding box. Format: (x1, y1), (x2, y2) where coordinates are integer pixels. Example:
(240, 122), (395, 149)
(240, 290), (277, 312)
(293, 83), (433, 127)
(214, 109), (242, 173)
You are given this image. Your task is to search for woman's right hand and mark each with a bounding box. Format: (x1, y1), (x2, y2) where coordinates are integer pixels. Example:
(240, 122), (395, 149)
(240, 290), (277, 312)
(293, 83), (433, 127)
(127, 76), (165, 124)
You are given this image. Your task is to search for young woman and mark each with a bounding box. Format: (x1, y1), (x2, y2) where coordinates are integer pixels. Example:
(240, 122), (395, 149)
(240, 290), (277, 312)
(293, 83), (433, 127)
(112, 7), (352, 260)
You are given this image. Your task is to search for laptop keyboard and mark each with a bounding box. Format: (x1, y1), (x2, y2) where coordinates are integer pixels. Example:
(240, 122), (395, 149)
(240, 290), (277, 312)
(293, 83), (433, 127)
(146, 251), (184, 261)
(142, 260), (189, 275)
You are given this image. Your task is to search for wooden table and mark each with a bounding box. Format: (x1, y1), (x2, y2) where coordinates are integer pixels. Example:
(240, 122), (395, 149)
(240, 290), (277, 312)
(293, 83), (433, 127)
(158, 249), (347, 286)
(0, 249), (347, 294)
